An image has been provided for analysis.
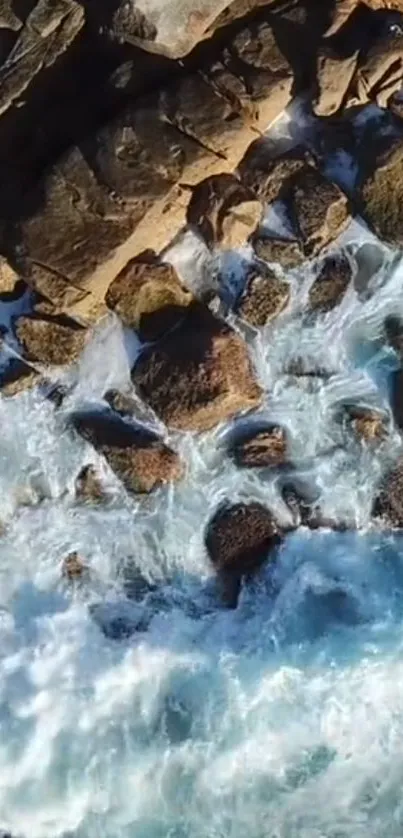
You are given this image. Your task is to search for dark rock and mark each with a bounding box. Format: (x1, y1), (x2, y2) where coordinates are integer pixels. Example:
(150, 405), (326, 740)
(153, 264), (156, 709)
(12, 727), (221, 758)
(132, 303), (262, 432)
(15, 313), (86, 365)
(205, 500), (281, 576)
(253, 235), (304, 270)
(75, 464), (106, 504)
(373, 457), (403, 526)
(186, 173), (262, 249)
(72, 410), (183, 494)
(105, 255), (193, 341)
(340, 405), (388, 442)
(230, 424), (288, 468)
(360, 138), (403, 245)
(235, 264), (290, 327)
(62, 551), (88, 582)
(308, 254), (352, 313)
(385, 314), (403, 357)
(390, 367), (403, 429)
(90, 601), (145, 640)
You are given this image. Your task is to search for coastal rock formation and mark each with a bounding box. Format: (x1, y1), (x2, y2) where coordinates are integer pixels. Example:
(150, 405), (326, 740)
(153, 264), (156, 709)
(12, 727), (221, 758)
(187, 174), (262, 249)
(15, 314), (86, 365)
(132, 304), (262, 432)
(360, 138), (403, 245)
(235, 264), (290, 327)
(229, 424), (288, 468)
(205, 501), (281, 606)
(308, 254), (352, 312)
(105, 255), (193, 341)
(373, 457), (403, 526)
(252, 236), (304, 270)
(72, 410), (183, 494)
(0, 355), (40, 397)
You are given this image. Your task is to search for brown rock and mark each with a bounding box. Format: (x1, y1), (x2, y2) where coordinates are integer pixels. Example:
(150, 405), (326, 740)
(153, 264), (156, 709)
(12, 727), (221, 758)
(350, 408), (388, 442)
(187, 174), (262, 249)
(205, 501), (281, 606)
(132, 304), (262, 432)
(309, 254), (352, 312)
(15, 314), (86, 365)
(360, 138), (403, 245)
(239, 142), (309, 204)
(62, 551), (88, 582)
(290, 165), (350, 257)
(236, 264), (290, 327)
(314, 48), (359, 117)
(104, 389), (138, 417)
(0, 356), (40, 396)
(0, 256), (19, 295)
(373, 457), (403, 526)
(252, 236), (304, 270)
(72, 411), (184, 494)
(105, 256), (193, 341)
(230, 425), (288, 468)
(22, 261), (89, 311)
(75, 465), (106, 504)
(350, 17), (403, 108)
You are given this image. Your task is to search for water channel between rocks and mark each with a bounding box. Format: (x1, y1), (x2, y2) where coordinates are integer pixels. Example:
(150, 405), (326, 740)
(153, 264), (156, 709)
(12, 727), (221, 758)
(2, 108), (403, 838)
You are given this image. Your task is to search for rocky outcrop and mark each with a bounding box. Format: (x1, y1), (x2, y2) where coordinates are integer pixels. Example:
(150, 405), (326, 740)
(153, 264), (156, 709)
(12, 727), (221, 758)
(105, 254), (193, 341)
(15, 314), (86, 365)
(373, 458), (403, 526)
(187, 174), (261, 249)
(360, 138), (403, 245)
(229, 424), (288, 468)
(308, 254), (352, 313)
(132, 304), (262, 432)
(205, 501), (281, 606)
(72, 410), (183, 494)
(235, 264), (290, 327)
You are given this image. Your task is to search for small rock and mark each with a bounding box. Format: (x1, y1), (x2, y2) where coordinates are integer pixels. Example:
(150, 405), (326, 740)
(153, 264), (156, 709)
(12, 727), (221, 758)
(72, 411), (183, 494)
(373, 457), (403, 526)
(62, 552), (88, 582)
(205, 501), (281, 606)
(105, 256), (193, 341)
(75, 465), (106, 504)
(132, 303), (262, 432)
(187, 173), (262, 248)
(385, 315), (403, 357)
(230, 424), (288, 468)
(253, 235), (304, 270)
(104, 389), (138, 417)
(235, 265), (290, 327)
(309, 254), (352, 312)
(0, 357), (40, 397)
(343, 406), (388, 443)
(290, 165), (350, 257)
(15, 315), (86, 365)
(239, 142), (309, 203)
(0, 257), (21, 296)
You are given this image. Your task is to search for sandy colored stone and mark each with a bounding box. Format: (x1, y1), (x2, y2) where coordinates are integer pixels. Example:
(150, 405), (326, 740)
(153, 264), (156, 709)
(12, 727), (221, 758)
(230, 425), (288, 468)
(72, 411), (184, 494)
(349, 407), (388, 442)
(252, 236), (304, 270)
(348, 16), (403, 108)
(187, 173), (261, 249)
(132, 304), (262, 432)
(105, 256), (193, 341)
(15, 315), (86, 365)
(309, 254), (352, 312)
(236, 265), (290, 327)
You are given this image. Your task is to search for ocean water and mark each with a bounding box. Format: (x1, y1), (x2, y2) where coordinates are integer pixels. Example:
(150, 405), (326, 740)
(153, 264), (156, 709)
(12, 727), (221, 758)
(3, 160), (403, 836)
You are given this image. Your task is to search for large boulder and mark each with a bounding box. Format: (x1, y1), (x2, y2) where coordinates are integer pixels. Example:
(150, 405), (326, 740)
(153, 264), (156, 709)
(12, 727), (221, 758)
(360, 138), (403, 245)
(72, 411), (183, 494)
(235, 264), (290, 327)
(205, 501), (281, 606)
(132, 304), (262, 432)
(105, 254), (193, 341)
(308, 253), (352, 313)
(15, 314), (86, 365)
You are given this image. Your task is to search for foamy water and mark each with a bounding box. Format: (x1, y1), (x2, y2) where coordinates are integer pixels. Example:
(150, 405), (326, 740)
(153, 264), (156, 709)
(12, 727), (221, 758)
(3, 143), (403, 835)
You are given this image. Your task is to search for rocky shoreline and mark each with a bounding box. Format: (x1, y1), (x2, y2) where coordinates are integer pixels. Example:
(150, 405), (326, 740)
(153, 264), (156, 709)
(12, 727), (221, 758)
(2, 0), (403, 614)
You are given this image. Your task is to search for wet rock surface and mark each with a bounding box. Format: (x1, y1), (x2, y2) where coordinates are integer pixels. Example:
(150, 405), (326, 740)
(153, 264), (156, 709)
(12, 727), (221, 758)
(74, 464), (106, 504)
(187, 173), (262, 249)
(15, 314), (86, 365)
(132, 304), (262, 432)
(308, 254), (352, 313)
(373, 457), (403, 526)
(62, 551), (88, 582)
(229, 424), (288, 468)
(252, 235), (304, 270)
(235, 264), (290, 327)
(105, 254), (193, 341)
(72, 410), (184, 494)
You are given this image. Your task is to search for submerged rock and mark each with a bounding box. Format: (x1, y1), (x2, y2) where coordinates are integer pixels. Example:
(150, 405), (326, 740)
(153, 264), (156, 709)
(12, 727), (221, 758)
(62, 552), (88, 582)
(373, 457), (403, 526)
(72, 411), (183, 495)
(205, 501), (281, 606)
(75, 465), (106, 504)
(132, 304), (262, 432)
(15, 315), (86, 365)
(187, 173), (262, 249)
(230, 424), (288, 468)
(105, 256), (193, 341)
(341, 405), (388, 443)
(308, 254), (352, 313)
(235, 265), (290, 328)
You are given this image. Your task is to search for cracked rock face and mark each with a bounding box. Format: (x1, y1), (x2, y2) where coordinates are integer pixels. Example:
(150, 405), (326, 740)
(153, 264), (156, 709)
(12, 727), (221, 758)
(132, 304), (262, 432)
